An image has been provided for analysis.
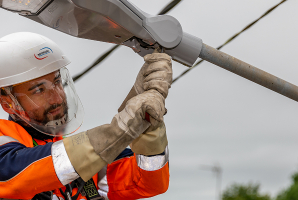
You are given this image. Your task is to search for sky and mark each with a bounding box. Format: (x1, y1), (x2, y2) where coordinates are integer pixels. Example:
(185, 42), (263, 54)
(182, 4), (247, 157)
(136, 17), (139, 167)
(1, 0), (298, 199)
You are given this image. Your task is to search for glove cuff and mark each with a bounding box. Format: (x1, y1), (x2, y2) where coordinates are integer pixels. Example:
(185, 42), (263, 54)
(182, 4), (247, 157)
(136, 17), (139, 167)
(63, 131), (107, 182)
(87, 117), (134, 164)
(130, 122), (168, 155)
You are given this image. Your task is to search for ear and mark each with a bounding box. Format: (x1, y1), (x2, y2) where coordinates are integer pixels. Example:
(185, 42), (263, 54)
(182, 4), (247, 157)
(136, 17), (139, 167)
(0, 95), (15, 114)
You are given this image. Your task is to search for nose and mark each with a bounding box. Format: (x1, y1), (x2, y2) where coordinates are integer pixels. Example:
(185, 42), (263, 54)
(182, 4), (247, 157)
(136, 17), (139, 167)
(46, 87), (64, 105)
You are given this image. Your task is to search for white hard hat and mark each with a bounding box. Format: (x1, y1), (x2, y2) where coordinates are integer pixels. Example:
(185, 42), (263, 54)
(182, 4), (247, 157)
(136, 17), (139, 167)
(0, 32), (84, 137)
(0, 32), (70, 87)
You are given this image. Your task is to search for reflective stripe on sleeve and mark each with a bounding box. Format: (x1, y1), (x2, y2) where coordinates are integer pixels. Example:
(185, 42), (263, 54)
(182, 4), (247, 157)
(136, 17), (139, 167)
(98, 166), (109, 199)
(51, 140), (79, 185)
(0, 136), (18, 146)
(135, 145), (169, 171)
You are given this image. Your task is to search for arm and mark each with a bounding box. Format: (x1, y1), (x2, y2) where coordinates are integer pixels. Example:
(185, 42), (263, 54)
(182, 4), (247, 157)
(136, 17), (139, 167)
(0, 138), (66, 198)
(106, 148), (169, 200)
(104, 51), (172, 199)
(0, 120), (78, 199)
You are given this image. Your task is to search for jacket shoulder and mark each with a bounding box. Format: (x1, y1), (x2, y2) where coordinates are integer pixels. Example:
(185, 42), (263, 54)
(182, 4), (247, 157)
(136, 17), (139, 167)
(0, 119), (33, 147)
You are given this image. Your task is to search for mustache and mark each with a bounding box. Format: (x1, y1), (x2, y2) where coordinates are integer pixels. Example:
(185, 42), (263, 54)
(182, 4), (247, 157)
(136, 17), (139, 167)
(40, 101), (68, 124)
(44, 102), (68, 115)
(45, 103), (62, 114)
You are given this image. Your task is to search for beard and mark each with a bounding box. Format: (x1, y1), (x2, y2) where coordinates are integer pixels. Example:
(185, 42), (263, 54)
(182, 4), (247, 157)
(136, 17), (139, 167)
(11, 101), (69, 139)
(29, 101), (69, 125)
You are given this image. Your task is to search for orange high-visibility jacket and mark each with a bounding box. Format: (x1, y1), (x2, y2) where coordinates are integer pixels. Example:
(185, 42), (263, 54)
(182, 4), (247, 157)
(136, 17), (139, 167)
(0, 119), (169, 200)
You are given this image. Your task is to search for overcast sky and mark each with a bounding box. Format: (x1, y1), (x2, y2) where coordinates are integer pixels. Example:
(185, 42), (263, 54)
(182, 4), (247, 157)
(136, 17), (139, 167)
(1, 0), (298, 199)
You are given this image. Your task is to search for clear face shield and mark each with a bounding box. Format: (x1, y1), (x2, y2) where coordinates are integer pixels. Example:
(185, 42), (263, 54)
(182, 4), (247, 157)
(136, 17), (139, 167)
(1, 67), (84, 137)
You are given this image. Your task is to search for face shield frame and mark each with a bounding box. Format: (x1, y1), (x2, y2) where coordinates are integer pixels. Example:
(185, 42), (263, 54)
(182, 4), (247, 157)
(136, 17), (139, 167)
(1, 67), (84, 137)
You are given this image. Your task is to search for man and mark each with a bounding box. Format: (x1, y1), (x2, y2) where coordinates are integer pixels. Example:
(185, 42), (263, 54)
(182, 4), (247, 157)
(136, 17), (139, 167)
(0, 32), (172, 200)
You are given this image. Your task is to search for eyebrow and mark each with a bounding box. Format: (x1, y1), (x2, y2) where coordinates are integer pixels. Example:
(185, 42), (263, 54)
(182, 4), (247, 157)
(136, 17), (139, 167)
(28, 73), (61, 91)
(28, 82), (45, 91)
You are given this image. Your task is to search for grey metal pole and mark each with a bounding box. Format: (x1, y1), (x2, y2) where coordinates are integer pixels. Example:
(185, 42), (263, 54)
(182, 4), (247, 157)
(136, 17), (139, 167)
(199, 43), (298, 102)
(199, 164), (222, 200)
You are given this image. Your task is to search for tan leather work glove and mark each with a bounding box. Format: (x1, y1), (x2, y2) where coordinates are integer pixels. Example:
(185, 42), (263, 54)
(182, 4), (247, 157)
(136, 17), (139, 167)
(63, 90), (165, 182)
(118, 51), (172, 112)
(135, 50), (172, 98)
(130, 122), (167, 156)
(129, 51), (172, 155)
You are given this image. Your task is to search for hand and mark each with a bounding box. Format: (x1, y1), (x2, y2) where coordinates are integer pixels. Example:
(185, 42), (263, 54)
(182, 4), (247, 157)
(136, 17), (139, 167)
(134, 51), (173, 98)
(118, 51), (172, 113)
(128, 51), (171, 155)
(130, 121), (168, 156)
(118, 89), (166, 136)
(119, 90), (167, 156)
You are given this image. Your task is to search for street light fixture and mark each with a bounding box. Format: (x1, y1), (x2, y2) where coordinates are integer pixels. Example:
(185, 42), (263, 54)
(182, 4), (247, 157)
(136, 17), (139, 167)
(1, 0), (52, 15)
(1, 0), (298, 104)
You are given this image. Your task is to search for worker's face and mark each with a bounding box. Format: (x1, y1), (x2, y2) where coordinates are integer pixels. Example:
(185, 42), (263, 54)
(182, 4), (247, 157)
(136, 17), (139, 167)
(12, 71), (67, 125)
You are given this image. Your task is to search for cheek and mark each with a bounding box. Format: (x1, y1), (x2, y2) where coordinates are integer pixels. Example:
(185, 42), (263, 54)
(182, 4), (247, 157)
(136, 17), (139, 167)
(57, 88), (67, 100)
(16, 96), (45, 121)
(17, 95), (47, 111)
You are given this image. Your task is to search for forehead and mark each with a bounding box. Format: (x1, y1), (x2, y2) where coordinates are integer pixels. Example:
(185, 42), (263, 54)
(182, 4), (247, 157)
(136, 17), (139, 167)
(13, 71), (60, 93)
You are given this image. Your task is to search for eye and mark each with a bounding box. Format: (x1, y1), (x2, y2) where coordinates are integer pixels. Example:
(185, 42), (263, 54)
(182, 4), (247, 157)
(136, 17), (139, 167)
(54, 78), (62, 85)
(33, 88), (44, 94)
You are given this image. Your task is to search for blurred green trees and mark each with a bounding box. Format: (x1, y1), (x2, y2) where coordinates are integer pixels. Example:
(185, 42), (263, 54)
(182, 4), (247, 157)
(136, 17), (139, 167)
(222, 183), (271, 200)
(222, 171), (298, 200)
(275, 172), (298, 200)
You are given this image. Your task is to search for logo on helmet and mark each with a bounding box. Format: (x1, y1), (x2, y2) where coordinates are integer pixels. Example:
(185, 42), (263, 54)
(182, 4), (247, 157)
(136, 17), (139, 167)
(34, 47), (53, 60)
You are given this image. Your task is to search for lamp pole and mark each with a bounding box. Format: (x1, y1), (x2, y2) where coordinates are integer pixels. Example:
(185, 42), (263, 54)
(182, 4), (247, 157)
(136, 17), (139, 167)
(199, 43), (298, 103)
(200, 163), (223, 200)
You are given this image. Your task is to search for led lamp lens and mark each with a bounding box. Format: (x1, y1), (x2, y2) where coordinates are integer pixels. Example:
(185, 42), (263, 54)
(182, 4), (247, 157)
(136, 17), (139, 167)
(2, 0), (50, 14)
